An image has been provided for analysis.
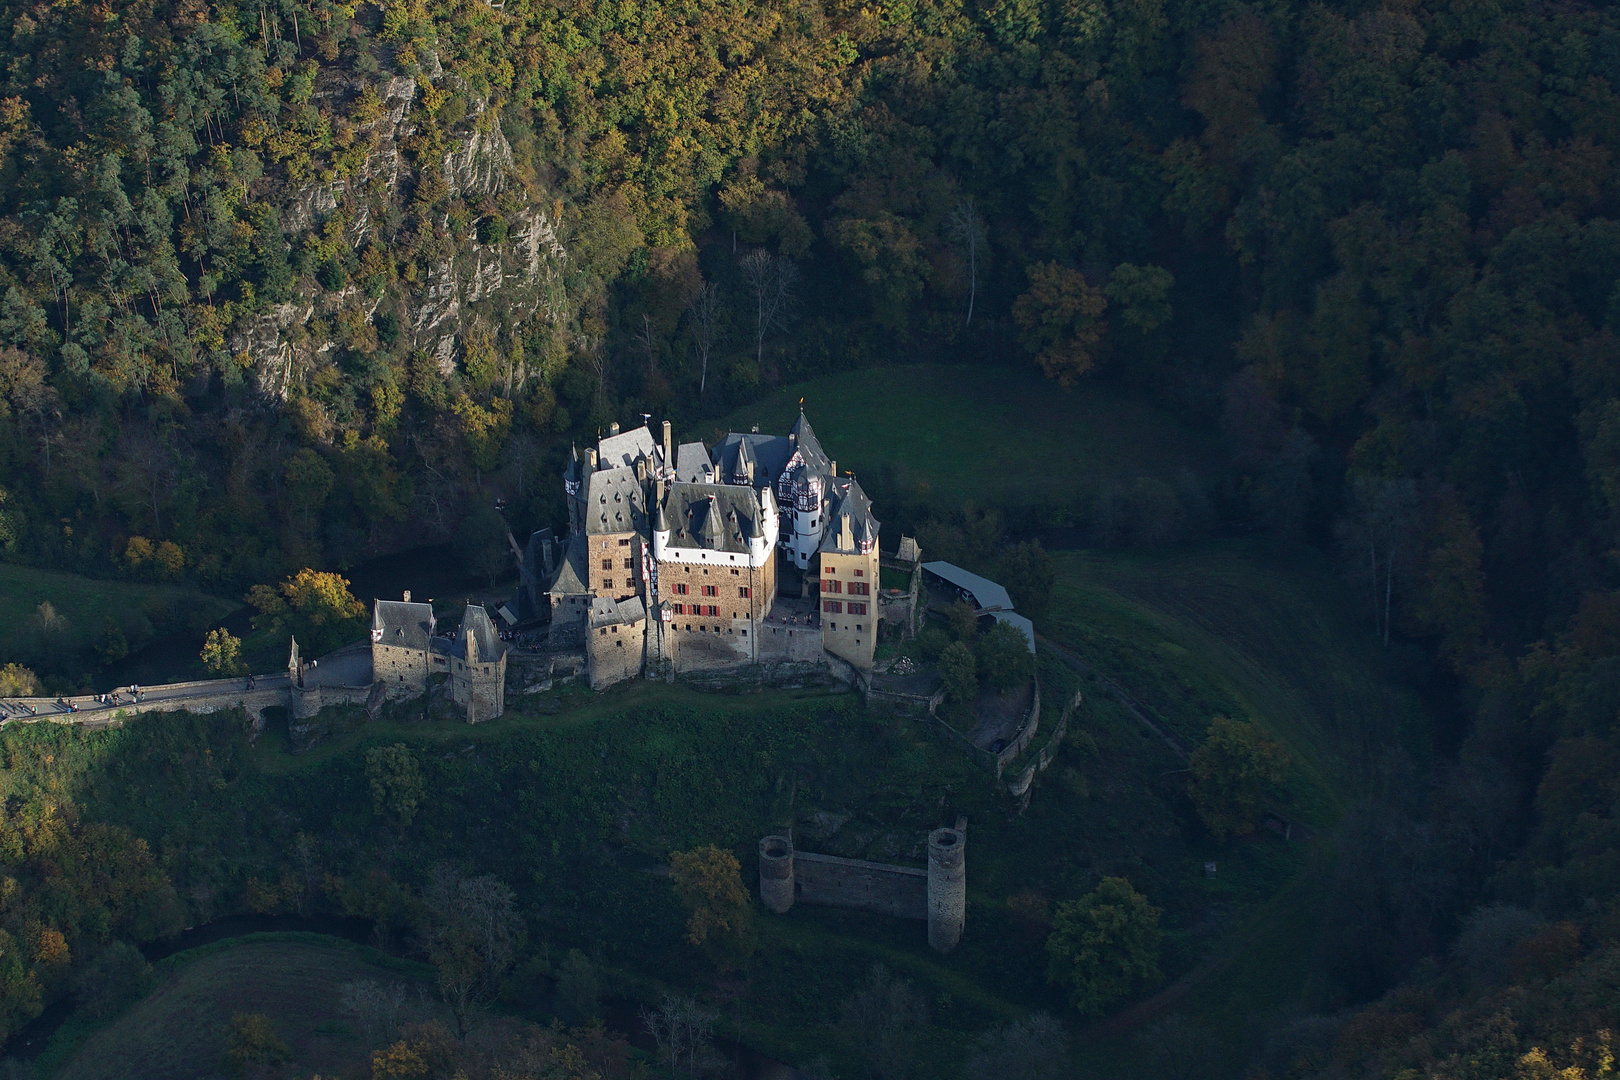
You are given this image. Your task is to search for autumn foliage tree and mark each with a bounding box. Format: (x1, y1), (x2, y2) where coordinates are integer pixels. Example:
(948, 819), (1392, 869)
(1013, 264), (1109, 387)
(669, 845), (756, 971)
(1187, 716), (1289, 841)
(246, 569), (366, 657)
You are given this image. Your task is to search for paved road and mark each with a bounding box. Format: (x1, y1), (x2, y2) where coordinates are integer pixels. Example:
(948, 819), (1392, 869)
(0, 672), (292, 725)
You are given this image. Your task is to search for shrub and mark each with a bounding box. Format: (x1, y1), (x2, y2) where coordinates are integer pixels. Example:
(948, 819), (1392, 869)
(938, 641), (978, 703)
(1046, 877), (1161, 1018)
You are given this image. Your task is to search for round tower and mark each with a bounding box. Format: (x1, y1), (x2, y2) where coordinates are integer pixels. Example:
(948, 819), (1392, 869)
(758, 835), (796, 914)
(926, 827), (966, 952)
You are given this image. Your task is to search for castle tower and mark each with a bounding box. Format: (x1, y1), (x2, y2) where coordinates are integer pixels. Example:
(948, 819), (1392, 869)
(927, 825), (966, 952)
(758, 835), (796, 914)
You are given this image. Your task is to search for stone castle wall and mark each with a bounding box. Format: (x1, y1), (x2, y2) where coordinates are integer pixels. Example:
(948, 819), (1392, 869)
(757, 827), (966, 952)
(587, 619), (645, 689)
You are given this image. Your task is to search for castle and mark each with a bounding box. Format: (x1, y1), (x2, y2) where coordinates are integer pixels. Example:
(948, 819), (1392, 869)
(368, 595), (508, 721)
(536, 412), (883, 689)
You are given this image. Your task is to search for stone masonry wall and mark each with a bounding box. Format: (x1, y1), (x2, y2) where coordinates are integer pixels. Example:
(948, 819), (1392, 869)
(794, 852), (928, 920)
(374, 644), (430, 696)
(587, 619), (645, 689)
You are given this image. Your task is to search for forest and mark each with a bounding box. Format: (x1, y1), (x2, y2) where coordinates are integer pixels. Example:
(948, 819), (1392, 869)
(1, 0), (1620, 1074)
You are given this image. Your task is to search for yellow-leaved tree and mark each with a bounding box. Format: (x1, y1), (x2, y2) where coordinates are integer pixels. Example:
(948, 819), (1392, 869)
(246, 569), (366, 657)
(670, 845), (756, 971)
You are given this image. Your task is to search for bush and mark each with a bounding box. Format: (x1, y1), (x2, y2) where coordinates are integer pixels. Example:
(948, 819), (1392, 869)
(975, 620), (1033, 691)
(1046, 877), (1161, 1018)
(938, 641), (978, 703)
(1187, 716), (1289, 840)
(224, 1013), (292, 1072)
(964, 1012), (1068, 1080)
(555, 948), (601, 1024)
(71, 942), (153, 1020)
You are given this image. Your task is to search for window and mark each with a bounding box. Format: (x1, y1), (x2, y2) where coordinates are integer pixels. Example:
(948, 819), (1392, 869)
(856, 625), (863, 632)
(706, 604), (719, 617)
(616, 640), (623, 648)
(854, 568), (864, 577)
(618, 538), (631, 546)
(623, 558), (633, 569)
(603, 579), (613, 589)
(602, 558), (613, 570)
(739, 587), (751, 598)
(848, 602), (867, 615)
(824, 565), (835, 576)
(702, 585), (718, 597)
(673, 583), (689, 595)
(672, 603), (684, 615)
(848, 581), (869, 596)
(824, 580), (842, 594)
(731, 568), (740, 575)
(599, 628), (608, 636)
(823, 600), (842, 613)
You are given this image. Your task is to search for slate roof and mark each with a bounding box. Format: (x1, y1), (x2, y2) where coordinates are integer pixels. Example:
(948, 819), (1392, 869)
(586, 466), (647, 536)
(546, 534), (590, 596)
(675, 442), (715, 483)
(819, 477), (880, 555)
(663, 483), (768, 554)
(373, 600), (435, 650)
(591, 595), (646, 627)
(788, 411), (833, 475)
(597, 425), (661, 470)
(921, 561), (1014, 612)
(989, 610), (1036, 654)
(461, 605), (505, 663)
(713, 432), (792, 488)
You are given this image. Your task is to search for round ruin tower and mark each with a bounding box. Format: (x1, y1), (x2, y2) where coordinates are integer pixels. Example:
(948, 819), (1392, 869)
(758, 834), (796, 914)
(927, 826), (966, 952)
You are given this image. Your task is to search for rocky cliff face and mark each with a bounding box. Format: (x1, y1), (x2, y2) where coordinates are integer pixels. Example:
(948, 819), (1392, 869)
(230, 68), (567, 396)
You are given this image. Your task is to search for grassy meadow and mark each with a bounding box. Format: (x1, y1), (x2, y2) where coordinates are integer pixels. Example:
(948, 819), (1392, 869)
(715, 364), (1217, 507)
(49, 936), (432, 1080)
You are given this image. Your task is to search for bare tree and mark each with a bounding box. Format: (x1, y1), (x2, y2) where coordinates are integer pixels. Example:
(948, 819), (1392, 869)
(640, 993), (719, 1079)
(687, 281), (723, 400)
(965, 1012), (1068, 1080)
(340, 979), (409, 1046)
(1338, 476), (1419, 646)
(948, 199), (986, 327)
(738, 250), (799, 374)
(841, 964), (927, 1080)
(420, 867), (523, 1037)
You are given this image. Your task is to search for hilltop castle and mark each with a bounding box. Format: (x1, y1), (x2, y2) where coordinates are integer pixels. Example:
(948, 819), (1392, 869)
(535, 412), (882, 689)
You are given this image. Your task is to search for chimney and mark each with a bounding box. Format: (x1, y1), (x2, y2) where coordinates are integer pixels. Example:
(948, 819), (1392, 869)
(662, 420), (672, 467)
(830, 460), (837, 476)
(587, 447), (598, 472)
(403, 590), (411, 602)
(609, 421), (621, 437)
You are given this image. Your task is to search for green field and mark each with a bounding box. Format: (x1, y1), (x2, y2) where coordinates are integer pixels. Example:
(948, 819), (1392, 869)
(1036, 540), (1431, 1075)
(0, 562), (238, 669)
(52, 936), (432, 1080)
(716, 364), (1216, 507)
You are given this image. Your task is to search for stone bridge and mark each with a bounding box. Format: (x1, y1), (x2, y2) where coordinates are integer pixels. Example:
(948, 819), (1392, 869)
(0, 644), (377, 732)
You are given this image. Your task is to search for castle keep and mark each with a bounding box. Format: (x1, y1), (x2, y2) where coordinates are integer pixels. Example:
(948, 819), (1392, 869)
(540, 412), (882, 689)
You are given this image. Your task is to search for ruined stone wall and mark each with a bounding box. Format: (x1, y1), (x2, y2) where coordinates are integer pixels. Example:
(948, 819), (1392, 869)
(795, 853), (928, 919)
